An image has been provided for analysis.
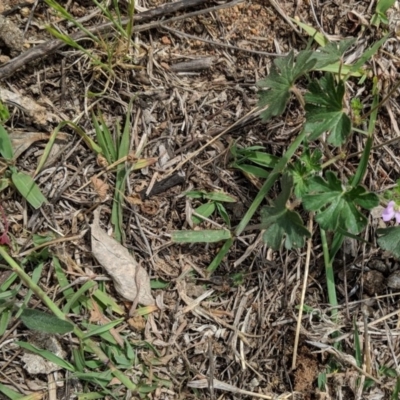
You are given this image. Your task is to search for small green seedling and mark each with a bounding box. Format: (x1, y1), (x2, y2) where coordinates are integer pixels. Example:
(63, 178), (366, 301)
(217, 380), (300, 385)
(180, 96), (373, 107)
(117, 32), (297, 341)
(371, 0), (396, 27)
(185, 190), (237, 227)
(0, 123), (47, 210)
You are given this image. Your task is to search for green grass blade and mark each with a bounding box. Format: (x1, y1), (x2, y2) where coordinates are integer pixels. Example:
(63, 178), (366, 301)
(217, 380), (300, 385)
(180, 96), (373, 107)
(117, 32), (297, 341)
(15, 263), (44, 318)
(0, 382), (22, 399)
(0, 124), (14, 160)
(82, 318), (124, 340)
(93, 289), (125, 315)
(17, 341), (76, 371)
(172, 230), (231, 243)
(112, 102), (133, 242)
(206, 238), (234, 273)
(349, 33), (390, 74)
(235, 129), (307, 236)
(320, 228), (338, 322)
(92, 113), (117, 164)
(351, 78), (379, 187)
(11, 172), (47, 209)
(62, 280), (97, 314)
(0, 309), (11, 336)
(36, 121), (103, 176)
(290, 18), (328, 46)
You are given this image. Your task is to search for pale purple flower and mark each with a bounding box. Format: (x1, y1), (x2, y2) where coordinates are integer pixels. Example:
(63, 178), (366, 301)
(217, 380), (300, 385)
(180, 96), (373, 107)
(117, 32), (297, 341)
(382, 201), (400, 224)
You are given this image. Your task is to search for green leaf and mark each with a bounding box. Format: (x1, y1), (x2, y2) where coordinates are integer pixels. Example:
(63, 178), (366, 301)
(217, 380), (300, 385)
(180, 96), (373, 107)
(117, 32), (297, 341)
(207, 238), (234, 273)
(203, 192), (236, 203)
(312, 38), (356, 70)
(17, 341), (75, 371)
(83, 318), (124, 339)
(372, 0), (396, 26)
(186, 190), (236, 203)
(92, 289), (124, 315)
(258, 50), (317, 121)
(376, 0), (395, 14)
(0, 382), (23, 399)
(216, 202), (231, 227)
(290, 18), (329, 47)
(0, 125), (13, 160)
(290, 147), (322, 198)
(171, 230), (231, 243)
(151, 279), (169, 289)
(11, 172), (47, 209)
(185, 190), (205, 199)
(192, 202), (216, 224)
(302, 171), (379, 234)
(92, 112), (117, 163)
(0, 178), (9, 192)
(0, 102), (10, 123)
(20, 308), (74, 334)
(305, 74), (352, 145)
(260, 174), (310, 250)
(377, 227), (400, 258)
(261, 206), (310, 250)
(233, 148), (279, 168)
(232, 163), (270, 178)
(349, 33), (390, 72)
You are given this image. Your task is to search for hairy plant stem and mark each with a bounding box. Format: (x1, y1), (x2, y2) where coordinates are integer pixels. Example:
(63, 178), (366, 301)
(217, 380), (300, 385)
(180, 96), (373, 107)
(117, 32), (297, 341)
(0, 246), (138, 392)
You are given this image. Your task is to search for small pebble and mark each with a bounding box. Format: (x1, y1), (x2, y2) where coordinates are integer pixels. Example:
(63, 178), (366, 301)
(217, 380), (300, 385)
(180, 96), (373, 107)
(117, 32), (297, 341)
(363, 270), (385, 295)
(387, 270), (400, 289)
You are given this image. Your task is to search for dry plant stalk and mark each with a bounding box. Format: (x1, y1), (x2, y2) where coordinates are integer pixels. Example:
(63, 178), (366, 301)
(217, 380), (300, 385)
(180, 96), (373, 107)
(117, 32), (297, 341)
(90, 208), (155, 307)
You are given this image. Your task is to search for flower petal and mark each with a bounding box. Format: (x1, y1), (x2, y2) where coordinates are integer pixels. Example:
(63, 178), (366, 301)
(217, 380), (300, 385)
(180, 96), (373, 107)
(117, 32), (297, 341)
(382, 201), (395, 221)
(395, 212), (400, 224)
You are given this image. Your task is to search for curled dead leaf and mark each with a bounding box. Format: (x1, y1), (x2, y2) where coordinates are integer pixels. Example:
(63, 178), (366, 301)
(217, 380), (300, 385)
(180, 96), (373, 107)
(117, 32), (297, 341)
(140, 199), (159, 216)
(97, 154), (109, 168)
(126, 193), (142, 205)
(90, 176), (109, 200)
(90, 209), (155, 307)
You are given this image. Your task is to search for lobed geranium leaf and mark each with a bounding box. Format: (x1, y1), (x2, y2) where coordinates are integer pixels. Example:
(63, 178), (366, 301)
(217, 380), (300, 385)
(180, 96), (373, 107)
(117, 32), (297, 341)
(376, 227), (400, 258)
(258, 50), (317, 121)
(305, 74), (352, 145)
(260, 174), (310, 250)
(302, 171), (379, 234)
(312, 38), (356, 70)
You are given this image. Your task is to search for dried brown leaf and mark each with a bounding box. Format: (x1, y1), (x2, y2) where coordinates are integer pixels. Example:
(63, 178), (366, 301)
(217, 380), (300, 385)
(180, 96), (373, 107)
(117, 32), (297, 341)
(90, 176), (109, 200)
(90, 209), (155, 306)
(9, 130), (69, 159)
(0, 87), (49, 126)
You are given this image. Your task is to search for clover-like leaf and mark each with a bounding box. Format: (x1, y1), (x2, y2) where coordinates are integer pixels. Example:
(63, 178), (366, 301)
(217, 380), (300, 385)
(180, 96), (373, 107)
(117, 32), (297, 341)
(258, 50), (317, 121)
(260, 174), (310, 250)
(377, 227), (400, 258)
(302, 171), (379, 234)
(305, 74), (352, 145)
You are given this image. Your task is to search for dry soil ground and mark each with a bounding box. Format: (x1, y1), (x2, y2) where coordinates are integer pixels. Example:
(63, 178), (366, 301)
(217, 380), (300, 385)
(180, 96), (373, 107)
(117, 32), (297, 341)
(1, 0), (400, 399)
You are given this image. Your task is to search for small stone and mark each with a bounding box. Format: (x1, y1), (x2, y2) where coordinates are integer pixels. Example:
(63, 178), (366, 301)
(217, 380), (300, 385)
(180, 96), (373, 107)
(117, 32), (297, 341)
(387, 270), (400, 289)
(368, 259), (388, 273)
